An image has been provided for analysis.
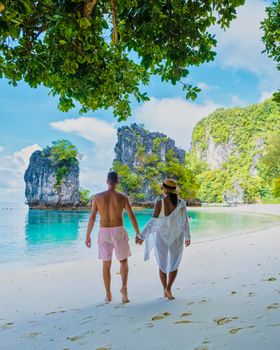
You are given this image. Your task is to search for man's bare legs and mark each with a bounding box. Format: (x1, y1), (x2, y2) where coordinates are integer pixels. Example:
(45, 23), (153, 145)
(165, 270), (178, 300)
(103, 260), (112, 302)
(120, 258), (129, 303)
(159, 269), (167, 297)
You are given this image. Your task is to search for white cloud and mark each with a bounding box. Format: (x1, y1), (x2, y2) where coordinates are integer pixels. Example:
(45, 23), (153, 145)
(0, 144), (42, 201)
(214, 0), (280, 92)
(12, 144), (42, 173)
(50, 117), (116, 147)
(50, 117), (117, 193)
(197, 82), (218, 91)
(230, 95), (247, 107)
(134, 97), (220, 150)
(259, 90), (274, 102)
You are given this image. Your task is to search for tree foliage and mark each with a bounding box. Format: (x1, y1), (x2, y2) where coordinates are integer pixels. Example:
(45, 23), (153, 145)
(47, 139), (81, 164)
(261, 0), (280, 103)
(79, 187), (94, 205)
(0, 0), (244, 120)
(42, 139), (81, 189)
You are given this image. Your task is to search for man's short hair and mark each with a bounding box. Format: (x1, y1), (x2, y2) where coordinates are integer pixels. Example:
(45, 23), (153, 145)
(107, 171), (119, 183)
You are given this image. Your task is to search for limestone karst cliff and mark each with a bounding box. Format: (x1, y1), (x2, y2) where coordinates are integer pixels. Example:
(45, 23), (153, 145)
(188, 99), (279, 203)
(24, 144), (80, 208)
(113, 124), (187, 204)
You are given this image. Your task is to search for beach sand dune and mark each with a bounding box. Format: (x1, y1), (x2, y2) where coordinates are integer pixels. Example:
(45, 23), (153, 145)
(0, 206), (279, 350)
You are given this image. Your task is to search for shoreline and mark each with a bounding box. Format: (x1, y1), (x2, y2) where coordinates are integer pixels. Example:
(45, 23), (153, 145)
(9, 202), (280, 214)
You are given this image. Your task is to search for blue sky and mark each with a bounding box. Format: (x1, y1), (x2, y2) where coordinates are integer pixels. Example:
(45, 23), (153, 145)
(0, 0), (279, 202)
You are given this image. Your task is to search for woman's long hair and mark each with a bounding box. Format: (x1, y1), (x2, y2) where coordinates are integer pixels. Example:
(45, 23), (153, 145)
(167, 192), (178, 207)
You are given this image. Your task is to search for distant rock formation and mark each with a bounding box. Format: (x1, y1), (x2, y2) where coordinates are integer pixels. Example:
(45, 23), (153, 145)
(24, 149), (80, 208)
(113, 123), (185, 204)
(115, 123), (185, 168)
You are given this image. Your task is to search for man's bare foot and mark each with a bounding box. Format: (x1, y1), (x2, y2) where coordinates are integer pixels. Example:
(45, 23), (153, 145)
(164, 289), (175, 300)
(120, 287), (130, 303)
(105, 292), (112, 303)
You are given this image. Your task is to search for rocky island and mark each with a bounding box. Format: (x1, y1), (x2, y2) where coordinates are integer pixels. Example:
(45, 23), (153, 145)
(24, 140), (80, 208)
(112, 123), (195, 206)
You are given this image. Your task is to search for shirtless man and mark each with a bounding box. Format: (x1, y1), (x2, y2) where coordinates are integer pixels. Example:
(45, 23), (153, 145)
(85, 171), (140, 303)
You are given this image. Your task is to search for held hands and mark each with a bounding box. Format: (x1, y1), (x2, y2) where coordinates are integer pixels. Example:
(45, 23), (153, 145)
(135, 235), (144, 245)
(185, 240), (191, 247)
(85, 235), (91, 248)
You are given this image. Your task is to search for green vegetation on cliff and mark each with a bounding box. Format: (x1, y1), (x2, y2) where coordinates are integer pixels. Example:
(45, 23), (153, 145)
(43, 139), (82, 190)
(188, 99), (280, 203)
(113, 144), (197, 203)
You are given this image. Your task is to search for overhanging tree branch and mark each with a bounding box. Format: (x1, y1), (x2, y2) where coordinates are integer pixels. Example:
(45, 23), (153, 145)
(83, 0), (99, 17)
(111, 0), (118, 45)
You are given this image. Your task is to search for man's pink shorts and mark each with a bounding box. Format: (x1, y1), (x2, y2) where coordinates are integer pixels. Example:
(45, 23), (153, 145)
(98, 226), (131, 261)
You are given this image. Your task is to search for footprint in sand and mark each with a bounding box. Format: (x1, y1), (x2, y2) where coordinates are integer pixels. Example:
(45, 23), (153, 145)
(67, 331), (94, 342)
(80, 320), (93, 325)
(267, 323), (280, 327)
(174, 320), (192, 324)
(230, 291), (237, 295)
(96, 348), (110, 350)
(248, 292), (256, 297)
(28, 332), (41, 339)
(28, 320), (39, 324)
(267, 303), (279, 310)
(266, 277), (277, 282)
(214, 317), (239, 325)
(46, 310), (66, 316)
(83, 315), (95, 321)
(96, 303), (106, 308)
(229, 328), (243, 334)
(137, 323), (154, 331)
(67, 335), (82, 342)
(181, 312), (192, 317)
(151, 312), (171, 321)
(0, 322), (14, 330)
(193, 347), (209, 350)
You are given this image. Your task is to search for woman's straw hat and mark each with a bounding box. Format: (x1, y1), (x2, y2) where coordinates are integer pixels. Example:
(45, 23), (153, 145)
(161, 178), (180, 194)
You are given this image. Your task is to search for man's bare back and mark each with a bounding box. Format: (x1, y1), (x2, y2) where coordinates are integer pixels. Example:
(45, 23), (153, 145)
(94, 189), (127, 227)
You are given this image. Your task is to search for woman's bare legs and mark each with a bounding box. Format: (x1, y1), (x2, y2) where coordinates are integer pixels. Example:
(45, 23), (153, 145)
(165, 270), (178, 300)
(103, 260), (112, 302)
(159, 269), (167, 297)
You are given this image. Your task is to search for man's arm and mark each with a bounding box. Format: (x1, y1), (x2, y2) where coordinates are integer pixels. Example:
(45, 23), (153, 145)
(85, 197), (98, 248)
(124, 195), (140, 237)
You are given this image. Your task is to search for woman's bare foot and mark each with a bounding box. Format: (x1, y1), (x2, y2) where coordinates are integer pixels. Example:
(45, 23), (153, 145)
(105, 292), (112, 303)
(164, 289), (175, 300)
(120, 287), (130, 303)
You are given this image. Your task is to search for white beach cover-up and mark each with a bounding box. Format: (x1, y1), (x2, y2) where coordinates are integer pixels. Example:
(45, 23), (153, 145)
(138, 199), (191, 273)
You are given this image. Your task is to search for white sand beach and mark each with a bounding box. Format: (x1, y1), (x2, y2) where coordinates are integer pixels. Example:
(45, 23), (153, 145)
(1, 205), (279, 350)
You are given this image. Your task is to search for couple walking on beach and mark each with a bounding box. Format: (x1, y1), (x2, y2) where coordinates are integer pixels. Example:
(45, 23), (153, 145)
(85, 171), (191, 303)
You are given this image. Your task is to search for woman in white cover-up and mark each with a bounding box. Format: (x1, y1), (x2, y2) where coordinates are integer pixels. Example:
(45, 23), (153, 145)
(136, 179), (191, 300)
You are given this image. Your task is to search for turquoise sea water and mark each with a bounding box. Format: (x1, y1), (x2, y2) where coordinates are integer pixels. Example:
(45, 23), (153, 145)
(0, 202), (279, 267)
